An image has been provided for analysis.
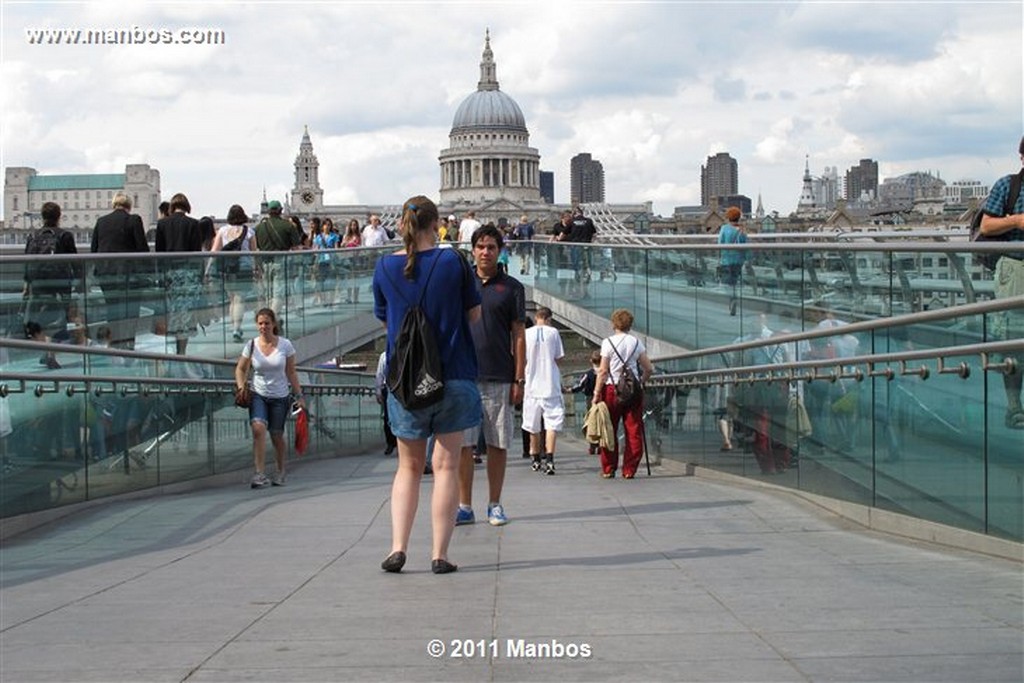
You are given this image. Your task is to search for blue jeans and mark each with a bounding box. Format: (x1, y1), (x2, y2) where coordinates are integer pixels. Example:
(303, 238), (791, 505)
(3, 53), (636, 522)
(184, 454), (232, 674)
(387, 379), (481, 440)
(250, 393), (290, 433)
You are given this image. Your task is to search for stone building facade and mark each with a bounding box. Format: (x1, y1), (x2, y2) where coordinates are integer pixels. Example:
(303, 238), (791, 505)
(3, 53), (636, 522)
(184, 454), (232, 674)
(3, 164), (161, 241)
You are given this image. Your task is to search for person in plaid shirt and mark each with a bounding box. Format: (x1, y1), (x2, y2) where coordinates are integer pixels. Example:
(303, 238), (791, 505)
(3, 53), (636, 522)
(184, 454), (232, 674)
(980, 135), (1024, 429)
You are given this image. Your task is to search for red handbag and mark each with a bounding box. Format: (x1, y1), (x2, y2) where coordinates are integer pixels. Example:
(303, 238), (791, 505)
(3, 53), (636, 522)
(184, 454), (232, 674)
(294, 407), (309, 455)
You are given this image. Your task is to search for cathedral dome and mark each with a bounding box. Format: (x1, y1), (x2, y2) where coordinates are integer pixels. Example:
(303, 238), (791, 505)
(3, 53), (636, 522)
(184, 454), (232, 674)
(439, 30), (541, 208)
(449, 30), (527, 136)
(451, 90), (526, 134)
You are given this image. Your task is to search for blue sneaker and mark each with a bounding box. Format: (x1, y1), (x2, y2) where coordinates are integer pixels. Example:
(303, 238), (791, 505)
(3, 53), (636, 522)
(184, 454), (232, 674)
(455, 507), (475, 526)
(487, 503), (508, 526)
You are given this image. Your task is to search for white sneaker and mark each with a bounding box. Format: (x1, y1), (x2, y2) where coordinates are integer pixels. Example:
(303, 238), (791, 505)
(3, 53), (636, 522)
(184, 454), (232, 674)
(250, 473), (270, 489)
(272, 472), (287, 486)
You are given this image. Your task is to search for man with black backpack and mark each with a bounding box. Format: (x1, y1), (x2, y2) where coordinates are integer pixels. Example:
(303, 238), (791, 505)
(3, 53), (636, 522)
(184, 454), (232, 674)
(979, 135), (1024, 429)
(23, 201), (79, 331)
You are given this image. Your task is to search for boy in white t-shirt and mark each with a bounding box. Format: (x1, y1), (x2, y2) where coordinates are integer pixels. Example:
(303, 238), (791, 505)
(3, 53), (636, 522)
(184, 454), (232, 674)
(522, 307), (564, 474)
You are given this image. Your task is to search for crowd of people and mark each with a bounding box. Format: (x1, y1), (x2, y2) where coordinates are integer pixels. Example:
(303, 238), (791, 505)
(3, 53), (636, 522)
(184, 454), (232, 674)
(19, 132), (1024, 576)
(11, 191), (879, 571)
(20, 192), (428, 358)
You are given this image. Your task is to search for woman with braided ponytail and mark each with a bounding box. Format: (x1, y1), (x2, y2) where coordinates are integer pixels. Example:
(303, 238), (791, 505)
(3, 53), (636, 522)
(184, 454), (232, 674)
(372, 196), (482, 574)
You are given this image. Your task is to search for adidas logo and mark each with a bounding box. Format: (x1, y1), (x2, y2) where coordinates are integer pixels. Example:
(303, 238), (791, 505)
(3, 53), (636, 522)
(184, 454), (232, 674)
(414, 374), (443, 397)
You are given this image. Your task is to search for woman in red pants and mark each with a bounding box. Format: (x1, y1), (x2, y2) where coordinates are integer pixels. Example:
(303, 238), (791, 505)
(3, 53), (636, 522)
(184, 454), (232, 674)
(592, 309), (655, 479)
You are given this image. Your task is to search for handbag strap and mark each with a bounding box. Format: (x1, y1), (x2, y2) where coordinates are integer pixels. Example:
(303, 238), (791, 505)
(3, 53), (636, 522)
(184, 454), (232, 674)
(222, 225), (248, 251)
(240, 339), (255, 384)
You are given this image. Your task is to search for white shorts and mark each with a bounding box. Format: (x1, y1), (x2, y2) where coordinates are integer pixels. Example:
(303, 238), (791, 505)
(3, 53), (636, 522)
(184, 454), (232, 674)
(463, 381), (515, 451)
(521, 395), (565, 433)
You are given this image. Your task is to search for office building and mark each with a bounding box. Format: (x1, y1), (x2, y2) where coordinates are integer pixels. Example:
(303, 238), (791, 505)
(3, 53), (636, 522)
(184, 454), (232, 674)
(845, 158), (879, 204)
(4, 164), (161, 230)
(701, 152), (738, 208)
(539, 171), (554, 204)
(570, 153), (605, 205)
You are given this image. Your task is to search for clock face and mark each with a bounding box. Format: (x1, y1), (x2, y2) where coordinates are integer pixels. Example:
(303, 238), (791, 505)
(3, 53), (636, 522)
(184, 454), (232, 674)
(301, 190), (315, 204)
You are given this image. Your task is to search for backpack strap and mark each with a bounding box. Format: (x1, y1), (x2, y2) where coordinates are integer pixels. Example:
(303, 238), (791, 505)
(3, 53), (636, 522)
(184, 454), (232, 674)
(1007, 169), (1023, 214)
(609, 335), (638, 376)
(380, 248), (446, 309)
(258, 217), (289, 252)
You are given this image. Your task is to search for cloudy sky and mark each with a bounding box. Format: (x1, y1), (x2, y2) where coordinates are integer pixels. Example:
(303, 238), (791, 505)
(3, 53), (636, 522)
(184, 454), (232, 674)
(2, 1), (1022, 219)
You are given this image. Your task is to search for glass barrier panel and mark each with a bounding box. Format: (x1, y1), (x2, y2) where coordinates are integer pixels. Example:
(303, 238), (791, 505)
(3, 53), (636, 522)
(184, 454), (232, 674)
(982, 296), (1024, 541)
(2, 243), (1021, 542)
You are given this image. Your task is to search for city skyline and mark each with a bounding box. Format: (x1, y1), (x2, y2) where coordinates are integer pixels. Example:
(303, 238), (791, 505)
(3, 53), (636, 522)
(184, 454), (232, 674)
(2, 2), (1021, 219)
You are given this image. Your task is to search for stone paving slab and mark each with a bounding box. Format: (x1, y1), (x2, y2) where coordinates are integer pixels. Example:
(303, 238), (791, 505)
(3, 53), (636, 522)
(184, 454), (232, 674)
(1, 437), (1021, 683)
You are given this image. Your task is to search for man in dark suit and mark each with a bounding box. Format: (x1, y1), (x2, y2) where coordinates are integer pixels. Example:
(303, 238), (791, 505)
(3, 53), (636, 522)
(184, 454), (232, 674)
(91, 191), (149, 348)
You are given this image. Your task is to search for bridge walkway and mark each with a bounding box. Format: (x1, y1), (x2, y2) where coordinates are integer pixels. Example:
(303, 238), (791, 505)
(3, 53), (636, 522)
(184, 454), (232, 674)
(1, 434), (1020, 682)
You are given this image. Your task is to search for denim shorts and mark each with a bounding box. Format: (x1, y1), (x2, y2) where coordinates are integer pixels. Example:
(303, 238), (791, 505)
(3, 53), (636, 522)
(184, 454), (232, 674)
(250, 393), (291, 433)
(387, 379), (482, 440)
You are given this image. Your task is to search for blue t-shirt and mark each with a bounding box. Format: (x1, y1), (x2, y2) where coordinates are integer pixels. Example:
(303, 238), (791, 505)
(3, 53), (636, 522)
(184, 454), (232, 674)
(314, 232), (340, 262)
(717, 223), (748, 266)
(983, 172), (1024, 243)
(373, 248), (480, 382)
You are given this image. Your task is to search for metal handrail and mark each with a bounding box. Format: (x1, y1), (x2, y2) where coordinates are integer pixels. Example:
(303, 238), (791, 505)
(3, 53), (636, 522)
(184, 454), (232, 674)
(646, 339), (1024, 391)
(7, 244), (395, 263)
(4, 239), (1023, 258)
(653, 295), (1024, 364)
(0, 337), (374, 378)
(0, 371), (374, 399)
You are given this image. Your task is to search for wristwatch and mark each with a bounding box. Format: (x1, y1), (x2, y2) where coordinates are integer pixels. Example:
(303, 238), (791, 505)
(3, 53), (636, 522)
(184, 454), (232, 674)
(515, 378), (526, 386)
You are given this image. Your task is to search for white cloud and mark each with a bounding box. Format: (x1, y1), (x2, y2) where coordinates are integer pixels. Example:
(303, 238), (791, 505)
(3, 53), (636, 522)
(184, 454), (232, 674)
(2, 1), (1021, 219)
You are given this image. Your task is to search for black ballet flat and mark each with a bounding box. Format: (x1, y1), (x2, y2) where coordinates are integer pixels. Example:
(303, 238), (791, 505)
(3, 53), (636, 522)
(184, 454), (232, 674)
(431, 558), (458, 574)
(381, 551), (406, 573)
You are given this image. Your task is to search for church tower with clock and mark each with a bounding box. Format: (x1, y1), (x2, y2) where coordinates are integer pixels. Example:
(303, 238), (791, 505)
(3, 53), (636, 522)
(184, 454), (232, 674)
(291, 125), (323, 212)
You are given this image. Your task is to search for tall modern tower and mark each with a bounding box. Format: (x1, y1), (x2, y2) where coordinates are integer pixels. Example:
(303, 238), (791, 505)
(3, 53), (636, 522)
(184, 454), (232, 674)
(701, 152), (738, 208)
(845, 158), (879, 204)
(539, 170), (554, 204)
(570, 153), (605, 205)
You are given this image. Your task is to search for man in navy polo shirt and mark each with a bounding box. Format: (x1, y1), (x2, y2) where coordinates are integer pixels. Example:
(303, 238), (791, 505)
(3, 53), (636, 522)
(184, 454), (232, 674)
(457, 224), (527, 526)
